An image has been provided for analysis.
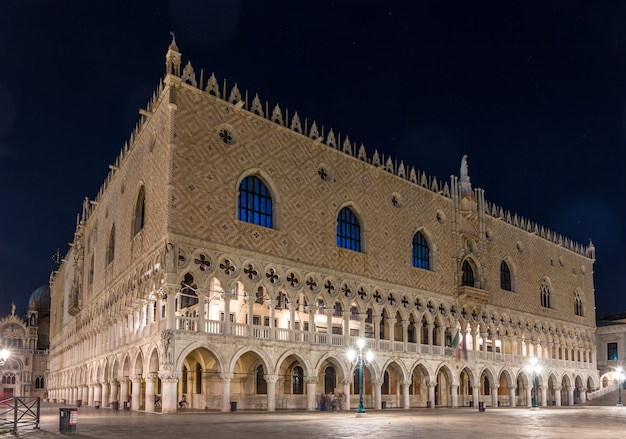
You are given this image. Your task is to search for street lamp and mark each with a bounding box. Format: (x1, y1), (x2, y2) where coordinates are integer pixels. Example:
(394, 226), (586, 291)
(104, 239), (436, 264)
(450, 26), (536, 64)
(0, 348), (10, 367)
(347, 338), (374, 416)
(526, 357), (541, 409)
(616, 367), (624, 407)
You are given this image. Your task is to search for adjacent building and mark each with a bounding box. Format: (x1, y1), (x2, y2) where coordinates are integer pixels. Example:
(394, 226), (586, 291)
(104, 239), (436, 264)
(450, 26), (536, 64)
(47, 38), (599, 413)
(0, 286), (50, 399)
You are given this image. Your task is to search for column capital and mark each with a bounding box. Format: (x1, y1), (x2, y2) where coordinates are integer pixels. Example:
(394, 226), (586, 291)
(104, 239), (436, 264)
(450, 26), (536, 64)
(158, 370), (180, 382)
(220, 373), (233, 381)
(263, 374), (279, 384)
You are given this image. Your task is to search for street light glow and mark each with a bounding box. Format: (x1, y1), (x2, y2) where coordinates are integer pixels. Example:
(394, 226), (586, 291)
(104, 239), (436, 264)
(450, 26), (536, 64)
(348, 338), (373, 417)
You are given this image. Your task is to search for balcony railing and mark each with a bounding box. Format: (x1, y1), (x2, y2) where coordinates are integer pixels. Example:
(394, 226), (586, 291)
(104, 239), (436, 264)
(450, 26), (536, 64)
(165, 316), (593, 370)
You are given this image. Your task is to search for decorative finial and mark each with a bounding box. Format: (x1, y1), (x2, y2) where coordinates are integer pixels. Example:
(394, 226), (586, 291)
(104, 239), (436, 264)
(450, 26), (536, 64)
(170, 31), (176, 44)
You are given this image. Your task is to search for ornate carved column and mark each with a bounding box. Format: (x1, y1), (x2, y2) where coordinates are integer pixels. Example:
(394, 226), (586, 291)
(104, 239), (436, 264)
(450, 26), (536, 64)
(289, 303), (297, 341)
(87, 383), (94, 407)
(264, 374), (278, 412)
(387, 318), (396, 344)
(305, 377), (318, 411)
(165, 286), (177, 330)
(145, 373), (157, 412)
(401, 380), (410, 409)
(268, 299), (276, 339)
(358, 312), (367, 339)
(306, 305), (316, 343)
(427, 323), (434, 347)
(554, 386), (562, 406)
(101, 381), (109, 407)
(374, 315), (382, 350)
(341, 380), (351, 411)
(491, 385), (499, 407)
(93, 382), (102, 407)
(450, 384), (459, 408)
(508, 385), (516, 407)
(325, 308), (334, 345)
(540, 385), (547, 407)
(119, 377), (129, 407)
(472, 384), (480, 408)
(222, 290), (232, 336)
(373, 379), (383, 410)
(342, 311), (351, 346)
(131, 375), (142, 410)
(197, 288), (206, 333)
(401, 319), (409, 350)
(158, 371), (180, 414)
(220, 373), (233, 412)
(110, 379), (119, 405)
(427, 381), (436, 408)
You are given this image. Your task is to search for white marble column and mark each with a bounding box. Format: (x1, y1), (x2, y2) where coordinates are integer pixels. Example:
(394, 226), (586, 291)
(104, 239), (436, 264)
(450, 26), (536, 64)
(131, 376), (142, 410)
(555, 386), (562, 406)
(472, 385), (480, 408)
(220, 373), (232, 412)
(101, 381), (109, 407)
(119, 378), (129, 408)
(508, 386), (516, 407)
(306, 378), (318, 411)
(451, 384), (459, 408)
(145, 374), (157, 412)
(93, 382), (102, 407)
(158, 372), (179, 414)
(265, 374), (278, 411)
(491, 385), (499, 407)
(428, 382), (436, 408)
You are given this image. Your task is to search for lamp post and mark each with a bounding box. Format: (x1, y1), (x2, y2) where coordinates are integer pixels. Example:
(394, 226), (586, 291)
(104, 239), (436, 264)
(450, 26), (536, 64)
(0, 348), (10, 367)
(347, 338), (374, 417)
(526, 357), (541, 409)
(616, 367), (624, 407)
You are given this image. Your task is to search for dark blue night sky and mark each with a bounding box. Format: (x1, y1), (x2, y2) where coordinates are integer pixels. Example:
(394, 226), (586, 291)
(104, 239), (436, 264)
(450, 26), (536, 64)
(1, 0), (625, 318)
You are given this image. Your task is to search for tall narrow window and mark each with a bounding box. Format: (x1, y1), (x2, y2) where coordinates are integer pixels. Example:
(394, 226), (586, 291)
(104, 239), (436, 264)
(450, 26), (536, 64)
(412, 232), (430, 269)
(182, 367), (188, 394)
(133, 186), (146, 236)
(195, 363), (203, 394)
(608, 342), (618, 361)
(540, 282), (551, 308)
(382, 371), (390, 394)
(336, 207), (361, 251)
(88, 254), (94, 286)
(574, 292), (584, 316)
(461, 260), (474, 287)
(180, 273), (198, 309)
(238, 176), (273, 228)
(292, 366), (303, 394)
(106, 225), (115, 265)
(500, 261), (511, 291)
(256, 365), (267, 394)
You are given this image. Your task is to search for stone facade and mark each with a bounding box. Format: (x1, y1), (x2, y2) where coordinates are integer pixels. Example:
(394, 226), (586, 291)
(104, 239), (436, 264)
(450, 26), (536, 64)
(48, 39), (599, 413)
(0, 304), (48, 399)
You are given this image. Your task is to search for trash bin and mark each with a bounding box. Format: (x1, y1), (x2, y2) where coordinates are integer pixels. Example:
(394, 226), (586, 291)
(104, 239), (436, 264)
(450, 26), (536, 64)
(123, 402), (130, 411)
(478, 401), (485, 412)
(469, 401), (474, 407)
(381, 401), (386, 409)
(94, 401), (100, 409)
(230, 401), (237, 412)
(76, 400), (82, 408)
(59, 408), (77, 434)
(426, 401), (432, 408)
(111, 401), (119, 411)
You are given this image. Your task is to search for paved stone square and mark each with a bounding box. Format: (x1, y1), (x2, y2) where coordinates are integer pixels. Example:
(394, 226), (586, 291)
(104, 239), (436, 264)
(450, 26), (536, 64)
(4, 403), (626, 439)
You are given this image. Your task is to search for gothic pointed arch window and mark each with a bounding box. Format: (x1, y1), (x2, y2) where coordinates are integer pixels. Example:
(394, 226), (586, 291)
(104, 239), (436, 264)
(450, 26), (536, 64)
(540, 281), (551, 308)
(179, 273), (198, 309)
(337, 207), (361, 251)
(238, 175), (273, 228)
(106, 225), (115, 265)
(461, 260), (474, 287)
(500, 261), (512, 291)
(256, 365), (267, 394)
(133, 185), (146, 236)
(412, 231), (430, 269)
(292, 365), (303, 394)
(382, 370), (390, 394)
(574, 291), (584, 316)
